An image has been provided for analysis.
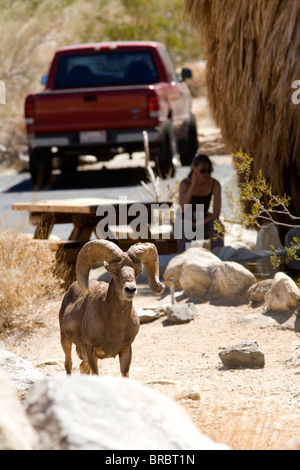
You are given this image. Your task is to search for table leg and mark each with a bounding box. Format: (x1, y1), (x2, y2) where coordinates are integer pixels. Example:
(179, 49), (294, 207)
(69, 214), (96, 244)
(69, 225), (94, 244)
(31, 214), (54, 239)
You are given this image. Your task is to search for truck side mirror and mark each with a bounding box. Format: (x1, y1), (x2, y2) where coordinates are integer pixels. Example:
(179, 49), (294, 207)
(41, 75), (48, 86)
(181, 68), (192, 81)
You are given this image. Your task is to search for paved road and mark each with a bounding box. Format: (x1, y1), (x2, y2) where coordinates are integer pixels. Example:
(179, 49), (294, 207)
(0, 154), (233, 240)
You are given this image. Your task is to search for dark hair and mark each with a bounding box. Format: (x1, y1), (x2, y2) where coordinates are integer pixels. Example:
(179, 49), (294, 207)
(188, 154), (213, 178)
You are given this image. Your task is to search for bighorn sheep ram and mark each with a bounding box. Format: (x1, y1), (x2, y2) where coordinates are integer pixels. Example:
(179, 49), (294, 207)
(59, 240), (164, 376)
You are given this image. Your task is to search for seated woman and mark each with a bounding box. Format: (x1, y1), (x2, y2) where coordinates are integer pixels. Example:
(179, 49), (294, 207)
(177, 154), (224, 253)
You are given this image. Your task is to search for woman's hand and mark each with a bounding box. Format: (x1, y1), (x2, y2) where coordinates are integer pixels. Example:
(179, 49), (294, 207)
(179, 168), (201, 210)
(190, 167), (200, 188)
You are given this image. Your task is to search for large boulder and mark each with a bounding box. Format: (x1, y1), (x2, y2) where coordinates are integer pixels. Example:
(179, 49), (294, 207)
(248, 279), (273, 304)
(164, 247), (258, 302)
(163, 251), (188, 289)
(24, 375), (229, 450)
(0, 349), (44, 398)
(264, 272), (300, 311)
(176, 248), (222, 296)
(0, 368), (40, 450)
(214, 261), (256, 300)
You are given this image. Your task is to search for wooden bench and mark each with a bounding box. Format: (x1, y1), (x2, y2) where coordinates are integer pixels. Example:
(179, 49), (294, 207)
(12, 198), (177, 286)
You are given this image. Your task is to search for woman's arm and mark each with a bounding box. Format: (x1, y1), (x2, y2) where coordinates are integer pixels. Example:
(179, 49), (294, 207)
(204, 180), (222, 224)
(178, 169), (199, 210)
(179, 180), (193, 210)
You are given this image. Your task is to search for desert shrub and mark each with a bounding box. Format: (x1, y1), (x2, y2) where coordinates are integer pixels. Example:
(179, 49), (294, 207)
(0, 231), (63, 334)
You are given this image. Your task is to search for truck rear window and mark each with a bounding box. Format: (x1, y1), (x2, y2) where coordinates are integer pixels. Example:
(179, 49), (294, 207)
(54, 50), (159, 88)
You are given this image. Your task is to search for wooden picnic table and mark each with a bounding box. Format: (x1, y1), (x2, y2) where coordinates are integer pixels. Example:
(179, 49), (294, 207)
(12, 198), (177, 284)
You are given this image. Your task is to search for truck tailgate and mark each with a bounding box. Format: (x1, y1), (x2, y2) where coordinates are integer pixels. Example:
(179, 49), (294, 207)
(33, 87), (150, 134)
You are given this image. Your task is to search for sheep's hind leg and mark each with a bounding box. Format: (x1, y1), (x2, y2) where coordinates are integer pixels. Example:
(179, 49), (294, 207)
(60, 331), (73, 375)
(76, 346), (90, 375)
(86, 345), (99, 375)
(119, 346), (132, 377)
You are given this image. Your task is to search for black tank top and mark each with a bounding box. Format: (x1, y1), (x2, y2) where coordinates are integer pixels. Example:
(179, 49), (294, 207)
(190, 179), (215, 216)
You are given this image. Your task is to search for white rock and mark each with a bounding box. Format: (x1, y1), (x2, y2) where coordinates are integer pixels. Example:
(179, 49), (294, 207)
(0, 349), (44, 398)
(214, 261), (256, 299)
(163, 251), (188, 288)
(137, 307), (165, 323)
(179, 248), (222, 296)
(248, 279), (273, 303)
(24, 375), (229, 450)
(264, 272), (300, 311)
(0, 368), (40, 450)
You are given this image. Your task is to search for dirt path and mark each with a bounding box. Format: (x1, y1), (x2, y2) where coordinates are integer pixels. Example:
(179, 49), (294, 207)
(5, 280), (300, 451)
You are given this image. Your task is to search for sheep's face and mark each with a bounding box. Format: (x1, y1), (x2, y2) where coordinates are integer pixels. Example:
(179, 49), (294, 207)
(105, 259), (142, 301)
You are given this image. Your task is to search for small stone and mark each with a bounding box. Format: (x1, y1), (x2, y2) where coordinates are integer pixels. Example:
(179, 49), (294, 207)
(219, 340), (265, 369)
(165, 303), (197, 324)
(37, 359), (61, 367)
(137, 307), (165, 323)
(176, 388), (201, 401)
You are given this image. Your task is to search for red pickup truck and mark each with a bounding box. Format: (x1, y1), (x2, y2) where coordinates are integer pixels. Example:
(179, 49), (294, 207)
(25, 41), (198, 186)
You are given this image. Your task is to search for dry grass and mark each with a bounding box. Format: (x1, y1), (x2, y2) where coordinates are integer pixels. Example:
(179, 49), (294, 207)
(0, 230), (63, 335)
(193, 401), (286, 450)
(175, 386), (300, 450)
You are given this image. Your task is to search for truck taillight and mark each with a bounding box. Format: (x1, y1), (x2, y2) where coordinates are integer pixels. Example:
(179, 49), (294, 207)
(25, 94), (35, 124)
(148, 95), (160, 118)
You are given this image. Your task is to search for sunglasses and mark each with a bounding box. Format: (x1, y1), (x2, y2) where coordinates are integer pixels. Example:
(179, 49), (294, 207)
(196, 168), (212, 174)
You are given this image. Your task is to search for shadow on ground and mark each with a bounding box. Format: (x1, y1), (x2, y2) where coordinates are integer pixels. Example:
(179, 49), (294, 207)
(5, 166), (150, 193)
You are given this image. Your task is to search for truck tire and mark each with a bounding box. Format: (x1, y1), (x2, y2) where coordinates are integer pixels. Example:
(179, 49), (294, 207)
(29, 149), (52, 189)
(156, 120), (177, 179)
(179, 113), (199, 166)
(60, 155), (78, 174)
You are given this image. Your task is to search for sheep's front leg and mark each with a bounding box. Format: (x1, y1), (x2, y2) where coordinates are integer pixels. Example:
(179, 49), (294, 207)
(119, 346), (132, 377)
(60, 331), (73, 375)
(86, 345), (99, 375)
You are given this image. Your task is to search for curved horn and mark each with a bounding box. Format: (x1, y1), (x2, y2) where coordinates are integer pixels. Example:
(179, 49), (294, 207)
(127, 243), (164, 295)
(76, 240), (124, 293)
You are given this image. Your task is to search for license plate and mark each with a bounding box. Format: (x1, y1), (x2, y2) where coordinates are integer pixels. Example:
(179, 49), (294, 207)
(80, 130), (107, 144)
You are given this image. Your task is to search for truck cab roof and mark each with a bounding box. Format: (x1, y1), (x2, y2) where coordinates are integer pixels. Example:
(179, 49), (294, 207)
(56, 41), (166, 53)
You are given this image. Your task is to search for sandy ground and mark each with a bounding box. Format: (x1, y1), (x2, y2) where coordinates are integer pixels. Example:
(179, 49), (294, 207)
(5, 278), (300, 451)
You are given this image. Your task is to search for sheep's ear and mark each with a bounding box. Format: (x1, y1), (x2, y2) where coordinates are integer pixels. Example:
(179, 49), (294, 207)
(104, 262), (118, 276)
(103, 261), (109, 270)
